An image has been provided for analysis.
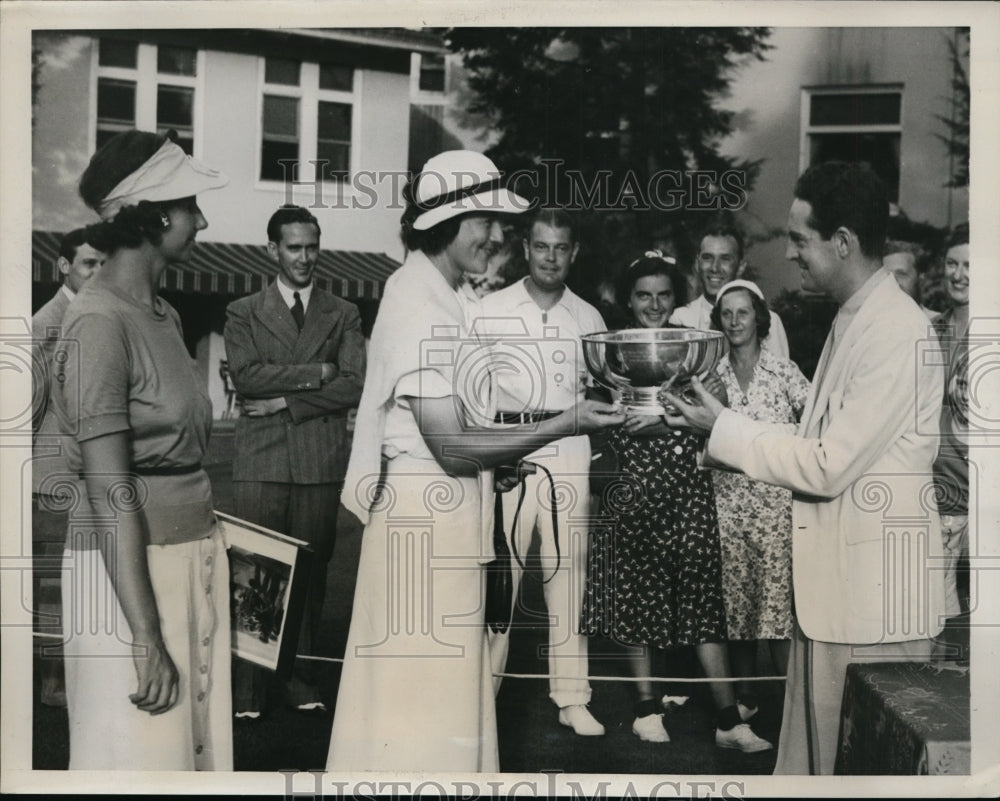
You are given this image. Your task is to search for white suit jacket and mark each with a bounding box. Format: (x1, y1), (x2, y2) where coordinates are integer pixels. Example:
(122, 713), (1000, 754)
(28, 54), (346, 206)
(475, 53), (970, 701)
(707, 272), (947, 644)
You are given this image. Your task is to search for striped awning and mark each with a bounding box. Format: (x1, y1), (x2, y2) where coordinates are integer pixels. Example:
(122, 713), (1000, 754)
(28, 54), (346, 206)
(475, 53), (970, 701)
(32, 230), (399, 300)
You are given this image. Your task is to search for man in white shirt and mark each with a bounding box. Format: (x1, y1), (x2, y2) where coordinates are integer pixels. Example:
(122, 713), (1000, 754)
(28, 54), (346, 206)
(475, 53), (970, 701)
(670, 224), (790, 358)
(480, 208), (607, 736)
(32, 227), (105, 706)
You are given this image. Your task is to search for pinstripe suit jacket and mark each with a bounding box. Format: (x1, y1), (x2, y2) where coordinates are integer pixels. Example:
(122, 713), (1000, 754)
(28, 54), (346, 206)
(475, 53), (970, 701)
(224, 282), (365, 484)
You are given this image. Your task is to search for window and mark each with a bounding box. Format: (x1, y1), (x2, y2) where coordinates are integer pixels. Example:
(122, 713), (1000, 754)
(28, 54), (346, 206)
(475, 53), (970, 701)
(258, 57), (356, 184)
(802, 87), (903, 202)
(94, 39), (200, 155)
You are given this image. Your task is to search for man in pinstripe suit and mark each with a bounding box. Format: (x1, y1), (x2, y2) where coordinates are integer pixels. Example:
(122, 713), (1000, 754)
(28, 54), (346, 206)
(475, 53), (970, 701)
(224, 205), (366, 717)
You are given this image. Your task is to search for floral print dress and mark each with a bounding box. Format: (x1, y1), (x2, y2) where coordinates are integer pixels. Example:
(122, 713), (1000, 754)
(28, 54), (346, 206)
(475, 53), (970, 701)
(712, 348), (810, 640)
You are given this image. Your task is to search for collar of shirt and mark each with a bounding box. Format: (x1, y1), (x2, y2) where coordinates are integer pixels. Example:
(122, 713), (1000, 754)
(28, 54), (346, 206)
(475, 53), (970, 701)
(60, 285), (76, 302)
(275, 278), (314, 312)
(509, 276), (578, 312)
(719, 346), (781, 383)
(833, 267), (888, 343)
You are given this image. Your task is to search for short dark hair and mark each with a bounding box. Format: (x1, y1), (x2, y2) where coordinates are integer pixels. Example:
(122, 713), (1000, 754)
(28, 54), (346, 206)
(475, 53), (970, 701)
(945, 221), (969, 252)
(58, 227), (94, 263)
(78, 129), (179, 254)
(267, 204), (321, 244)
(617, 254), (689, 311)
(699, 221), (745, 263)
(528, 208), (576, 243)
(710, 285), (771, 342)
(794, 161), (889, 260)
(399, 177), (468, 255)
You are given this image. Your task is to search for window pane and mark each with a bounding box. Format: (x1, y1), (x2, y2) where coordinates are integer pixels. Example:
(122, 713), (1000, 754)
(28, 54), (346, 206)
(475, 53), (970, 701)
(157, 45), (197, 76)
(810, 93), (901, 127)
(317, 141), (350, 181)
(96, 126), (130, 152)
(318, 101), (351, 141)
(810, 132), (901, 202)
(265, 57), (300, 86)
(157, 85), (193, 127)
(263, 95), (299, 138)
(98, 39), (137, 69)
(418, 53), (445, 93)
(97, 78), (136, 123)
(261, 140), (299, 182)
(319, 63), (354, 91)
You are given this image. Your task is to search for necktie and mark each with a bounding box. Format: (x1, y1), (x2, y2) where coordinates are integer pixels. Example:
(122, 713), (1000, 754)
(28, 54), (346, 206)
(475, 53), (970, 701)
(291, 291), (305, 331)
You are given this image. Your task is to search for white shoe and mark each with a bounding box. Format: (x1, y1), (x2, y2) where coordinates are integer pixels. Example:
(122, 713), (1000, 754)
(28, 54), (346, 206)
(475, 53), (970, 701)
(715, 723), (773, 753)
(558, 704), (606, 736)
(632, 713), (671, 743)
(737, 700), (759, 721)
(661, 694), (689, 709)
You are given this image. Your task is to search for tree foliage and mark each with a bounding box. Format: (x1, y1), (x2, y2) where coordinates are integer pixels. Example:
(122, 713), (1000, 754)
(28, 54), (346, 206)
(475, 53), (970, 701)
(445, 27), (773, 302)
(936, 27), (970, 189)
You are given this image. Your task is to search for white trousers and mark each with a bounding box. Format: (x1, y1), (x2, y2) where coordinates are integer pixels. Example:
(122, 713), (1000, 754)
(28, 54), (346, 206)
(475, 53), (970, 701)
(488, 434), (593, 708)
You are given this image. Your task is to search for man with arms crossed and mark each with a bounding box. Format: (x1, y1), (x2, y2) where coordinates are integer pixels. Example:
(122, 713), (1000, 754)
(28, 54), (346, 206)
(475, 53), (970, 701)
(225, 205), (365, 718)
(664, 162), (947, 774)
(481, 208), (607, 736)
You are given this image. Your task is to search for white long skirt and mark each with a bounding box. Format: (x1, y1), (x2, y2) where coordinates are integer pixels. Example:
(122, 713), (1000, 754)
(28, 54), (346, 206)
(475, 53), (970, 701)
(327, 455), (498, 772)
(61, 527), (233, 770)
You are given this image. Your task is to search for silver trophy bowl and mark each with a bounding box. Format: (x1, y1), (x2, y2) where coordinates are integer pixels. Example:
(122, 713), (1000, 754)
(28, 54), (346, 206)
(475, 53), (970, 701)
(582, 328), (726, 415)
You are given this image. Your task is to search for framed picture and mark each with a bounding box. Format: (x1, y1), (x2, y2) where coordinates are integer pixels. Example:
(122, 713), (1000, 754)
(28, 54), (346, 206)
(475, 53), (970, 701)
(216, 511), (313, 679)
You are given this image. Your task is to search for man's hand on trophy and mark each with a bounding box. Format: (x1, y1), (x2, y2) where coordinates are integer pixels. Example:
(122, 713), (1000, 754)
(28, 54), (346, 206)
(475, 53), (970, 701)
(660, 376), (724, 434)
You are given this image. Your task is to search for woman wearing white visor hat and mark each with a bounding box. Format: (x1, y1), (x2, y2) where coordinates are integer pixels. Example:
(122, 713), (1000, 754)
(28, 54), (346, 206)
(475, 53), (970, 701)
(53, 130), (232, 770)
(327, 151), (623, 772)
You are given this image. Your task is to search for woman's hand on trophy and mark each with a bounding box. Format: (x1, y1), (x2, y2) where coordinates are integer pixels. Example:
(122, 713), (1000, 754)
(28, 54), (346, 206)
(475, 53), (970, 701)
(699, 371), (729, 406)
(564, 399), (626, 435)
(660, 376), (724, 433)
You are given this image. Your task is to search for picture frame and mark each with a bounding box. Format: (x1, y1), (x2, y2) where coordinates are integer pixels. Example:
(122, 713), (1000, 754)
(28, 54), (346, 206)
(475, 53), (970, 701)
(215, 511), (313, 679)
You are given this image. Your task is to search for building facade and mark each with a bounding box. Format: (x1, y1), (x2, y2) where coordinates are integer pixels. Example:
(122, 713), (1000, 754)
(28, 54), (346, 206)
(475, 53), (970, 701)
(718, 26), (969, 299)
(31, 27), (475, 418)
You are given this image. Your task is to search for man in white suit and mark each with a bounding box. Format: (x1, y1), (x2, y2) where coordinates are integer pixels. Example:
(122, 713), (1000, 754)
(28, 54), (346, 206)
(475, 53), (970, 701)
(664, 161), (947, 775)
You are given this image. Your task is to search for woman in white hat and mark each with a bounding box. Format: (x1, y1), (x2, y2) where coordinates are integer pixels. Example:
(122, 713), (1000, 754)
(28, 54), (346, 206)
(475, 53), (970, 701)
(708, 280), (810, 713)
(327, 150), (623, 772)
(53, 129), (231, 770)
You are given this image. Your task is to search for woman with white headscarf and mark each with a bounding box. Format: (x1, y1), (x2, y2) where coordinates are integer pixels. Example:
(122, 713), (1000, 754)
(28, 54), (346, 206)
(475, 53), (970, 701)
(53, 129), (231, 770)
(326, 150), (623, 772)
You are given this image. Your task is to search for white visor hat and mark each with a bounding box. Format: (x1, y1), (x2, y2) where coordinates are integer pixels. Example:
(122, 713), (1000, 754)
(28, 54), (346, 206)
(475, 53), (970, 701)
(96, 138), (229, 220)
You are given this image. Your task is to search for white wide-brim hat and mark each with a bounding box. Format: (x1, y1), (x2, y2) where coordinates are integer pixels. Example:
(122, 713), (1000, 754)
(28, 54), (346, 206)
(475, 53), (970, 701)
(411, 150), (531, 230)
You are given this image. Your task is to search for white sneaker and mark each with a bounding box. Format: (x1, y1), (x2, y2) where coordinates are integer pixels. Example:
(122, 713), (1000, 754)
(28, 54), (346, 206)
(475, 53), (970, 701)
(715, 723), (773, 753)
(558, 704), (606, 736)
(632, 713), (671, 743)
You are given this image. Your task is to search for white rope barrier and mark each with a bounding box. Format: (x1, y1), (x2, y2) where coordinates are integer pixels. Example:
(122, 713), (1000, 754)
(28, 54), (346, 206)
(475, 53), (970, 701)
(32, 635), (787, 683)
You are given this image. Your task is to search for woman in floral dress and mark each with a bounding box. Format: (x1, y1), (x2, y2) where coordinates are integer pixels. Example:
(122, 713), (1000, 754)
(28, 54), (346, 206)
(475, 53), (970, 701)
(709, 280), (810, 711)
(581, 254), (772, 753)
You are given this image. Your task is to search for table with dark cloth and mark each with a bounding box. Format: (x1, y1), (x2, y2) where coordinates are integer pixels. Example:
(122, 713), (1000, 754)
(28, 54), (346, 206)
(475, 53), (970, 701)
(836, 661), (970, 775)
